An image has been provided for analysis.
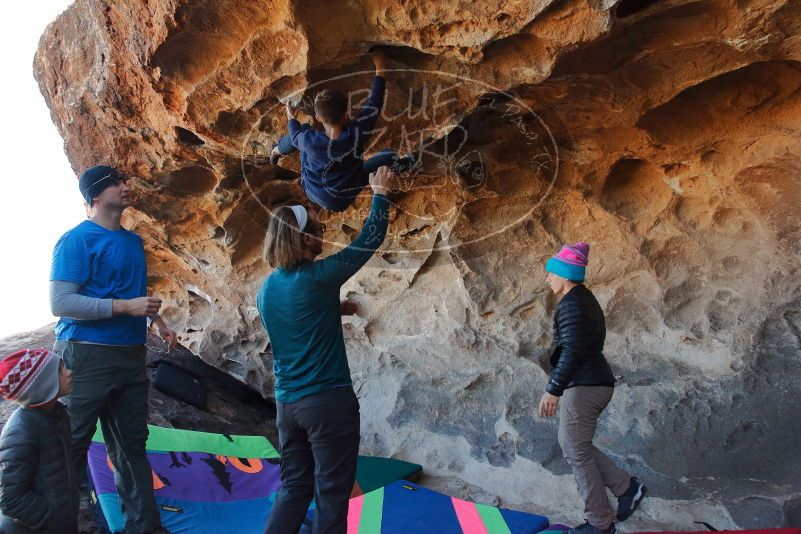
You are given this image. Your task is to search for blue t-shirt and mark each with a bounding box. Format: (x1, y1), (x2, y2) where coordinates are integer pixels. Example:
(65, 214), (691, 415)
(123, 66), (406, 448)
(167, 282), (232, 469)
(50, 220), (148, 345)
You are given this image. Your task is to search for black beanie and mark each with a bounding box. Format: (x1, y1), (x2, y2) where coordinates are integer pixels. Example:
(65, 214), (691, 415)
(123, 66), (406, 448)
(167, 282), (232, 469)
(79, 165), (126, 205)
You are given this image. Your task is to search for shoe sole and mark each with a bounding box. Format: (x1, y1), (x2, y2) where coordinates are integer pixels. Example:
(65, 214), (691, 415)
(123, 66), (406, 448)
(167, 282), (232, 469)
(617, 485), (647, 522)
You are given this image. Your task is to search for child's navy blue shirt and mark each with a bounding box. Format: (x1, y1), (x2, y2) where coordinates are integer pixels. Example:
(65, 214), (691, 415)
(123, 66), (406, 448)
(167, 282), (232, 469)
(288, 76), (386, 211)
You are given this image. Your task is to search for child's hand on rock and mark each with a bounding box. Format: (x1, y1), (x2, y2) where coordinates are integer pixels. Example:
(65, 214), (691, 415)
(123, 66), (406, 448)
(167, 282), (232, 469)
(373, 48), (389, 74)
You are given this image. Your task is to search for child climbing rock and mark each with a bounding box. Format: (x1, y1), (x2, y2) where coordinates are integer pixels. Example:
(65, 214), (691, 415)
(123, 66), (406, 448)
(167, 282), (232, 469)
(270, 48), (416, 212)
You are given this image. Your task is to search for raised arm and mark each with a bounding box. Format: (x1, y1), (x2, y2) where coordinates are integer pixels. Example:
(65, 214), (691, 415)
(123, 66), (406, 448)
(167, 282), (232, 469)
(312, 166), (393, 286)
(354, 49), (389, 130)
(286, 102), (310, 151)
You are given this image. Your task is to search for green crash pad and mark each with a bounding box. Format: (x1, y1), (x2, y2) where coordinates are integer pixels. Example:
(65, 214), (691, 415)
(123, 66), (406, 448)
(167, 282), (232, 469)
(356, 455), (423, 493)
(92, 424), (279, 458)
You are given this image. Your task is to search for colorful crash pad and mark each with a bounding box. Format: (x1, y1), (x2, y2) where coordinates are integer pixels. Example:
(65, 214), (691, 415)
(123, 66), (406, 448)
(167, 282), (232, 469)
(636, 531), (801, 534)
(88, 425), (422, 533)
(346, 481), (550, 534)
(91, 424), (279, 458)
(89, 442), (280, 533)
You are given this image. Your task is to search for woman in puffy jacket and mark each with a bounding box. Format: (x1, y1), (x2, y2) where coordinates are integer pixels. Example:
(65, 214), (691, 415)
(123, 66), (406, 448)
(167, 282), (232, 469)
(538, 242), (646, 534)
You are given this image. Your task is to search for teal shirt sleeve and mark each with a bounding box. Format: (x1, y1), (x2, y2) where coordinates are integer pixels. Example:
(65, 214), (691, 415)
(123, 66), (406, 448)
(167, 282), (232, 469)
(311, 194), (390, 287)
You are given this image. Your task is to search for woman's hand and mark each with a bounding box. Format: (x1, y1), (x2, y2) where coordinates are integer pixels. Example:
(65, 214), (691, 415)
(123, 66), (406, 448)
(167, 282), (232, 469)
(369, 165), (393, 196)
(538, 392), (560, 418)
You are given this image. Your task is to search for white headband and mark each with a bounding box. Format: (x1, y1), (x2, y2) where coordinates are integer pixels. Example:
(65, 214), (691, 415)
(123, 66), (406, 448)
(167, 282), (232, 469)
(288, 205), (308, 232)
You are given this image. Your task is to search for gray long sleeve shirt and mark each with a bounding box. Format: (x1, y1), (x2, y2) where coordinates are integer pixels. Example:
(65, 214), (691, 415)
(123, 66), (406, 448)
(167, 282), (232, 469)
(49, 280), (113, 321)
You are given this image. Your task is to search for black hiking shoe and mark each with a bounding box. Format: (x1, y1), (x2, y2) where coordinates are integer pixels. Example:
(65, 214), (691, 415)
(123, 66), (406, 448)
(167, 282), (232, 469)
(568, 521), (616, 534)
(617, 476), (647, 522)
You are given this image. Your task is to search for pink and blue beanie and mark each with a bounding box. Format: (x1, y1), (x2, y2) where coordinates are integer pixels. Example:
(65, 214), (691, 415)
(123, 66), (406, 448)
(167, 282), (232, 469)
(545, 242), (590, 282)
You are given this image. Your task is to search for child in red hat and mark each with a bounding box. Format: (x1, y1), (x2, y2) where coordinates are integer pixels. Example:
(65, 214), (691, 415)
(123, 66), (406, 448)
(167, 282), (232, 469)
(0, 348), (78, 534)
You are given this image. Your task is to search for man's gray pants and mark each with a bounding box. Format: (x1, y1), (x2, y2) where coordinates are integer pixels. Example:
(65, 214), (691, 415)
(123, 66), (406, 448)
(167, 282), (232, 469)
(55, 341), (159, 534)
(558, 386), (631, 530)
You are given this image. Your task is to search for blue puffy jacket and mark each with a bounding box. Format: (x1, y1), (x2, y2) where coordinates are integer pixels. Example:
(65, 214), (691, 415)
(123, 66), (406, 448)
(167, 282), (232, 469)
(0, 402), (78, 534)
(547, 284), (616, 396)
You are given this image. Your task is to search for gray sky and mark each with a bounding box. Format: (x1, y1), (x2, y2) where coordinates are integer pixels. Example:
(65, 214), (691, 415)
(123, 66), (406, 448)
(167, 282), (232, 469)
(0, 1), (86, 338)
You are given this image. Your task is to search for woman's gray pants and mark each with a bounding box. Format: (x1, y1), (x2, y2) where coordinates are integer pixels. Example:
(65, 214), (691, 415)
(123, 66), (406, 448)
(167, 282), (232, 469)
(558, 386), (631, 529)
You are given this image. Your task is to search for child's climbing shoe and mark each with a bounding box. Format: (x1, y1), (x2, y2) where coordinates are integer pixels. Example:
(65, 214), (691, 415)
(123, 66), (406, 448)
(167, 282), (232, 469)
(616, 476), (647, 522)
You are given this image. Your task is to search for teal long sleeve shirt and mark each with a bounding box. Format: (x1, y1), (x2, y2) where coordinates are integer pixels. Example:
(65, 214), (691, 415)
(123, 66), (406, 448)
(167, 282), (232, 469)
(256, 194), (390, 403)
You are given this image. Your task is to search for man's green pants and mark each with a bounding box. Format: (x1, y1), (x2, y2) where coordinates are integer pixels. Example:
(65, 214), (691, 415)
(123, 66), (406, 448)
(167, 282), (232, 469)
(55, 341), (160, 534)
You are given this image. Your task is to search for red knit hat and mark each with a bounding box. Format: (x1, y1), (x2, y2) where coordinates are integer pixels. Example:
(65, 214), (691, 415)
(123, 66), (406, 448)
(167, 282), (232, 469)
(0, 348), (61, 406)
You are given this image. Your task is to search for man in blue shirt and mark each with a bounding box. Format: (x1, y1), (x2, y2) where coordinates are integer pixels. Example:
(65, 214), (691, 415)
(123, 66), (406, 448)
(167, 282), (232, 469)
(50, 165), (176, 534)
(270, 48), (416, 212)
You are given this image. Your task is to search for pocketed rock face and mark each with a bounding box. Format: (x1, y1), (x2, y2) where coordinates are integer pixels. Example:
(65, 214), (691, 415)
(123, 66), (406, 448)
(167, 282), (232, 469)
(35, 0), (801, 528)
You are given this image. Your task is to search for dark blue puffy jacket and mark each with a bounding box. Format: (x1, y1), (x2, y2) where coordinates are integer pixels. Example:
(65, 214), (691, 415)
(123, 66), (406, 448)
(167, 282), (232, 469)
(547, 284), (616, 396)
(0, 402), (78, 534)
